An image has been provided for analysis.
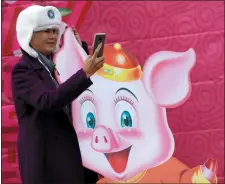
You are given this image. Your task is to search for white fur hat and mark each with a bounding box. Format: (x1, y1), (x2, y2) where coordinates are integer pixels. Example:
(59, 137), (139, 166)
(16, 5), (66, 58)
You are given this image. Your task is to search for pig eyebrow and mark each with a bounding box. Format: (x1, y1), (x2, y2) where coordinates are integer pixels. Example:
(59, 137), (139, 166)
(85, 89), (93, 93)
(116, 88), (138, 101)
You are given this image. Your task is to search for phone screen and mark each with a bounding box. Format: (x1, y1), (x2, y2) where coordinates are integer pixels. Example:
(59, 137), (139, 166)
(92, 33), (106, 58)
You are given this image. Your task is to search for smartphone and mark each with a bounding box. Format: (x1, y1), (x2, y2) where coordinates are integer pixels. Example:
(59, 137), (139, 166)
(92, 33), (106, 57)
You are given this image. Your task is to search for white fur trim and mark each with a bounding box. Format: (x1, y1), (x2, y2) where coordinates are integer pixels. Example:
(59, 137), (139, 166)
(16, 5), (65, 58)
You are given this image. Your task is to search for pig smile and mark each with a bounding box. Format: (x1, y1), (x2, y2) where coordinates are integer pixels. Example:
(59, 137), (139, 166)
(104, 146), (132, 173)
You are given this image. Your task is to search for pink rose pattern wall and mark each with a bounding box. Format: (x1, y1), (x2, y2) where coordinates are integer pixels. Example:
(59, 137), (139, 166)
(1, 1), (224, 183)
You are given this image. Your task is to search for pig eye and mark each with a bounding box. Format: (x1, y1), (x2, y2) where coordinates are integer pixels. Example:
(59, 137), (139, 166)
(81, 100), (96, 129)
(86, 112), (96, 129)
(115, 100), (136, 128)
(121, 111), (132, 127)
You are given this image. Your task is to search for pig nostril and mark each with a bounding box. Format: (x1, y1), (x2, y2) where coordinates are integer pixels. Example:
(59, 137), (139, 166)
(103, 136), (108, 143)
(95, 136), (99, 143)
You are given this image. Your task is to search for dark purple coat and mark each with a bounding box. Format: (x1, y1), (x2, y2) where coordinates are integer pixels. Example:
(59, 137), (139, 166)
(11, 48), (92, 184)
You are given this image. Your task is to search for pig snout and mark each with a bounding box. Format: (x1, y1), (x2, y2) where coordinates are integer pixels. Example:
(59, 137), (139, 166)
(91, 125), (119, 152)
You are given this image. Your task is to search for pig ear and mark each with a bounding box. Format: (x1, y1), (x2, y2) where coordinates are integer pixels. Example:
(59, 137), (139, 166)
(53, 27), (88, 84)
(142, 48), (196, 108)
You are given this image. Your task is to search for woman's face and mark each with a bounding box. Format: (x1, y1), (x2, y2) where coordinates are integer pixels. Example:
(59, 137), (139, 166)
(30, 28), (59, 56)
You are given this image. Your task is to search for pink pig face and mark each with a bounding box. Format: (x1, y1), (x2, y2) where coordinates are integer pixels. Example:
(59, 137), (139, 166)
(73, 75), (175, 180)
(54, 28), (196, 181)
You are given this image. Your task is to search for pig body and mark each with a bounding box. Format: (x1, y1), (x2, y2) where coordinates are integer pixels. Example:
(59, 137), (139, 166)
(97, 157), (218, 183)
(54, 28), (218, 183)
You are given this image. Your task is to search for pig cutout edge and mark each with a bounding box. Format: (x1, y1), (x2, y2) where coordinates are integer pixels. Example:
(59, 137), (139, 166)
(53, 27), (88, 84)
(142, 48), (196, 108)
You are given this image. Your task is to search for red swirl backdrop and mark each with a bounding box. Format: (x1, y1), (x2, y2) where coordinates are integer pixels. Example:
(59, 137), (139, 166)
(79, 2), (224, 182)
(2, 1), (224, 183)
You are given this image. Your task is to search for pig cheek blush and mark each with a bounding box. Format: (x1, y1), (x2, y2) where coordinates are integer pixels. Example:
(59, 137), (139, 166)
(118, 128), (142, 139)
(77, 129), (93, 141)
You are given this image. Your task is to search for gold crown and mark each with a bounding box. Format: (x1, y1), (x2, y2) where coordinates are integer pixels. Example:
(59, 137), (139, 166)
(96, 43), (142, 82)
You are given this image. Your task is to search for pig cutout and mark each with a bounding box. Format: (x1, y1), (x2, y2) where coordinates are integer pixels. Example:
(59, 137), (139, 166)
(54, 27), (218, 183)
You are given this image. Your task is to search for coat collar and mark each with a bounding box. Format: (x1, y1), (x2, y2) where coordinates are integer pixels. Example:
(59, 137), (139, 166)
(21, 48), (44, 70)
